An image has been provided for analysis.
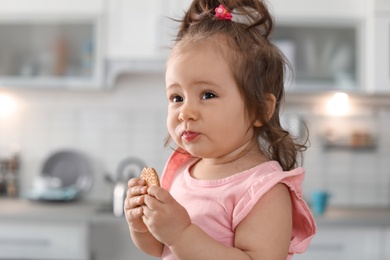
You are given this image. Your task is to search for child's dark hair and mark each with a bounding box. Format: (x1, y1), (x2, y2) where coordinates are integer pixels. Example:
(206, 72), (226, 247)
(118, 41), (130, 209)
(166, 0), (308, 171)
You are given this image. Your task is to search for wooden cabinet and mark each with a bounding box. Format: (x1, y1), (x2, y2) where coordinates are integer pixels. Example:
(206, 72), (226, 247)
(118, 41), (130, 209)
(0, 219), (89, 260)
(294, 227), (383, 260)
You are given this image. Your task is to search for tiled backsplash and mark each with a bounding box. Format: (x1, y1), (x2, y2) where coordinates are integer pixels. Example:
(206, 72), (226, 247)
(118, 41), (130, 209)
(0, 74), (173, 202)
(1, 75), (390, 207)
(295, 104), (390, 207)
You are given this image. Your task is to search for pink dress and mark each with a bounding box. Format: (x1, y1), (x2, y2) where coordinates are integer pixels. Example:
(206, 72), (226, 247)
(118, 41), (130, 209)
(161, 151), (316, 260)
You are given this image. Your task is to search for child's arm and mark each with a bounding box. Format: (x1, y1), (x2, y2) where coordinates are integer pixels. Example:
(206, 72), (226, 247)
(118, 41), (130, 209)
(144, 183), (292, 259)
(124, 178), (164, 257)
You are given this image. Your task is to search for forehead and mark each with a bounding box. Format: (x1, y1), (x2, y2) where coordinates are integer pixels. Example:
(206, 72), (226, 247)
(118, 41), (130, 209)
(170, 33), (232, 62)
(166, 47), (228, 85)
(165, 39), (242, 97)
(167, 35), (233, 75)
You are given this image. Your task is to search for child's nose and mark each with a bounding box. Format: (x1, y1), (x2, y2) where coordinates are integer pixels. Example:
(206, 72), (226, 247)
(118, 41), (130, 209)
(178, 101), (198, 122)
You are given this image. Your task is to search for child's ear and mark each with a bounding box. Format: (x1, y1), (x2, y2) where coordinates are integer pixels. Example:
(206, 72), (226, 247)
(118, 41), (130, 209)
(266, 93), (276, 120)
(253, 93), (276, 127)
(253, 120), (262, 127)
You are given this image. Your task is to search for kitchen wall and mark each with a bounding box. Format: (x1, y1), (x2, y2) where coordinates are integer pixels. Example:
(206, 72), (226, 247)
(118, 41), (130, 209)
(298, 103), (390, 207)
(0, 73), (172, 202)
(1, 75), (390, 207)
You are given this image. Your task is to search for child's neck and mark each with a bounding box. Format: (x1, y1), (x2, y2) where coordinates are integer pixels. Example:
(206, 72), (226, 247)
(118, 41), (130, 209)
(190, 141), (269, 180)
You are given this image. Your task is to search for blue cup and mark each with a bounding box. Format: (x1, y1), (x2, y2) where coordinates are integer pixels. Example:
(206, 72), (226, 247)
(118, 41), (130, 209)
(311, 191), (330, 216)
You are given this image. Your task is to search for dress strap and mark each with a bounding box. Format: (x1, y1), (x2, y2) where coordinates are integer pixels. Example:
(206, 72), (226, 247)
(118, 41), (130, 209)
(161, 151), (193, 190)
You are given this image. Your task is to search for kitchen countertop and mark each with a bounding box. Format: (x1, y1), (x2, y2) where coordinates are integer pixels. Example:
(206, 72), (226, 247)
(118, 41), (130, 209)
(314, 206), (390, 227)
(1, 199), (390, 226)
(0, 198), (123, 223)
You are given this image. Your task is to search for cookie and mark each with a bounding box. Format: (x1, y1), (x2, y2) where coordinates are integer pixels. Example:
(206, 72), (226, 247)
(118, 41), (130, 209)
(140, 167), (160, 188)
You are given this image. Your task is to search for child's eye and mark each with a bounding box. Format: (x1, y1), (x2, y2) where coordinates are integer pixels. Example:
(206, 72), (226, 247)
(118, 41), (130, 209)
(201, 92), (217, 100)
(170, 95), (184, 103)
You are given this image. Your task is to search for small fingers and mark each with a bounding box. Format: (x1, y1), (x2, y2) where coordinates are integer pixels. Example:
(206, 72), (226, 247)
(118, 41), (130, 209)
(127, 186), (147, 198)
(126, 179), (147, 199)
(127, 177), (147, 188)
(147, 186), (172, 203)
(131, 206), (143, 218)
(124, 194), (145, 210)
(125, 206), (143, 223)
(143, 193), (166, 211)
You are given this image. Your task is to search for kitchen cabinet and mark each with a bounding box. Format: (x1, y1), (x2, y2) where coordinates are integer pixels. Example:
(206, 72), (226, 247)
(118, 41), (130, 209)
(105, 0), (167, 60)
(90, 218), (159, 260)
(167, 0), (192, 20)
(272, 23), (362, 92)
(268, 0), (366, 92)
(104, 0), (193, 85)
(0, 0), (105, 90)
(294, 227), (383, 260)
(271, 0), (390, 94)
(0, 219), (89, 260)
(373, 14), (390, 93)
(385, 228), (390, 259)
(270, 0), (365, 22)
(376, 0), (390, 12)
(106, 0), (192, 61)
(0, 0), (103, 16)
(105, 0), (168, 85)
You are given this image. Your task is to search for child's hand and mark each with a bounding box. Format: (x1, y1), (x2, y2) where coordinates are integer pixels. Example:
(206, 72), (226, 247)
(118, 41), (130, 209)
(124, 178), (148, 233)
(142, 186), (191, 246)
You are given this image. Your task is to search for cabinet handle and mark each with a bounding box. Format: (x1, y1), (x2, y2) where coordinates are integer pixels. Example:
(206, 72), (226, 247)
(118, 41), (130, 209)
(308, 244), (344, 252)
(0, 238), (50, 247)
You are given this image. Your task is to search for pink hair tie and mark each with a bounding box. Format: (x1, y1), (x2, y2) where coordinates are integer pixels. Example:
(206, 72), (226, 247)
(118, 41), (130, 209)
(215, 4), (232, 20)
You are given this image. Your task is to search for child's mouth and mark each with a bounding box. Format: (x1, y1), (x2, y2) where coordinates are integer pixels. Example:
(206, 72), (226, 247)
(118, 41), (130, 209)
(182, 131), (199, 142)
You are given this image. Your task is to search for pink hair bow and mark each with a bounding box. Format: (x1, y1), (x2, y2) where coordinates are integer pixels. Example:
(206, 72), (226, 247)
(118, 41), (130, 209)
(215, 4), (232, 20)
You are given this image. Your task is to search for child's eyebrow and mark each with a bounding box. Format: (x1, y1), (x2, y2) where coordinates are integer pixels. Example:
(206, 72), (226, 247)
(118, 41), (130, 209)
(191, 80), (225, 90)
(166, 80), (218, 89)
(166, 83), (181, 91)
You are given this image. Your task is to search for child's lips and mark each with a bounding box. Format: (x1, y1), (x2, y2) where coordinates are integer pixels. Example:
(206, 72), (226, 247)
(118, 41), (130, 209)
(182, 131), (199, 142)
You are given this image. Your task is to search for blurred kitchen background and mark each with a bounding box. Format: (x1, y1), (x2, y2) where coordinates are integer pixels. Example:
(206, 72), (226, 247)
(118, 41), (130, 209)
(1, 0), (390, 259)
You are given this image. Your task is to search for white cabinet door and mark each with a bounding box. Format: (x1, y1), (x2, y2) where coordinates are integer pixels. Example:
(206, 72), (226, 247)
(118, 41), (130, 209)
(90, 219), (158, 260)
(106, 0), (167, 60)
(0, 18), (104, 89)
(270, 0), (365, 22)
(374, 15), (390, 93)
(165, 0), (192, 43)
(293, 227), (382, 260)
(0, 0), (103, 16)
(0, 0), (105, 89)
(0, 220), (89, 260)
(167, 0), (192, 20)
(376, 0), (390, 11)
(385, 228), (390, 259)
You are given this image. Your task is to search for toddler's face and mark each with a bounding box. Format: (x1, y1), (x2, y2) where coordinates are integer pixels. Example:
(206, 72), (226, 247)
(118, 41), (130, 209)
(165, 43), (256, 160)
